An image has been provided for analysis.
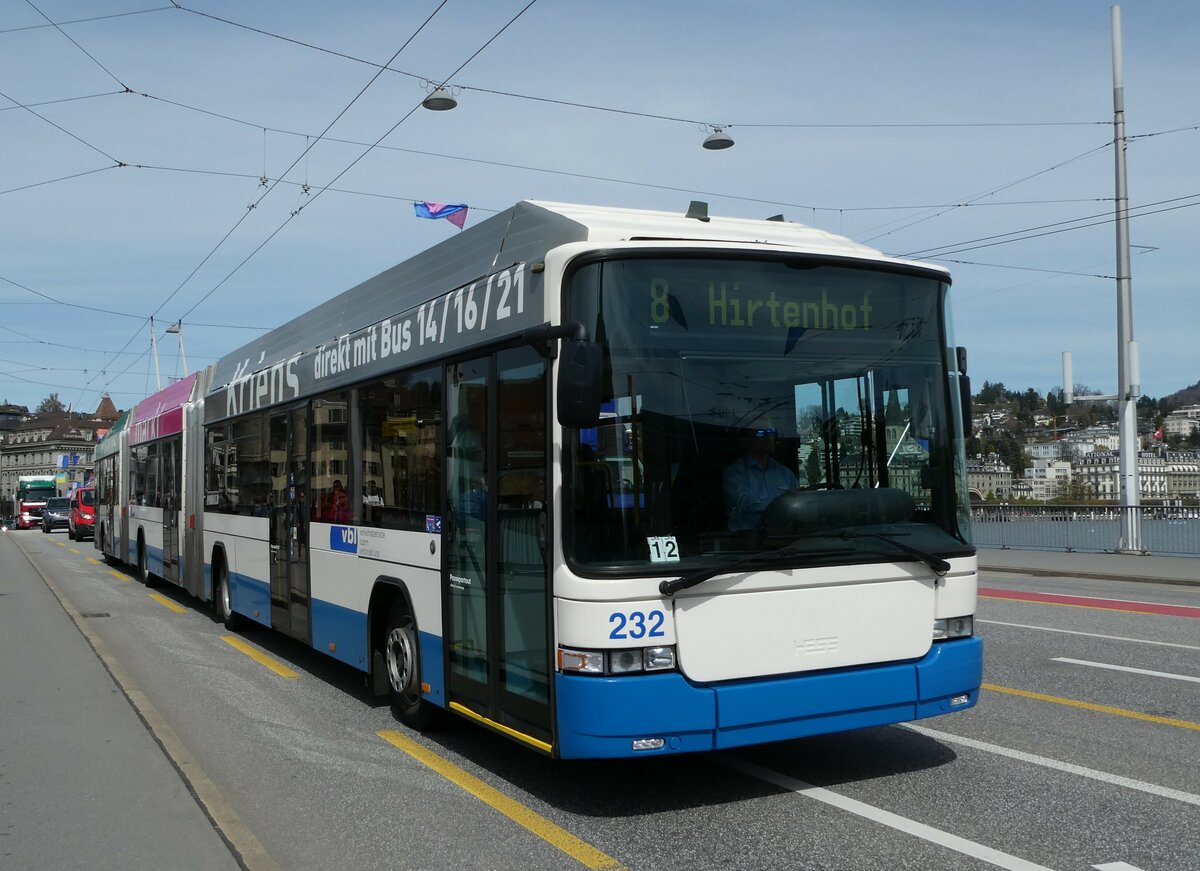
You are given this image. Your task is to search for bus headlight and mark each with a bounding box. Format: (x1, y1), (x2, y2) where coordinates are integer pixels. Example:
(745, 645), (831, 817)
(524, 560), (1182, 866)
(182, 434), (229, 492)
(933, 616), (974, 640)
(558, 645), (678, 675)
(643, 646), (676, 671)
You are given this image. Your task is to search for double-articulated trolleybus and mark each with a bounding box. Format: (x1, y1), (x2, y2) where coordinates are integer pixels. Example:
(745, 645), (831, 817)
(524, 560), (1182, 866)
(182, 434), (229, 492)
(95, 201), (982, 758)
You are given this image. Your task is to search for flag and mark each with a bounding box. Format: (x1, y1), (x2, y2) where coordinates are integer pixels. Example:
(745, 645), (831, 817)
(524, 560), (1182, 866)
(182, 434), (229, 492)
(1154, 426), (1163, 440)
(414, 201), (468, 230)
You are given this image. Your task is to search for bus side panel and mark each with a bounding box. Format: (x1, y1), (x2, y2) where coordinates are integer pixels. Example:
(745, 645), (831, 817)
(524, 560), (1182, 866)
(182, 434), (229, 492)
(204, 513), (271, 626)
(308, 524), (443, 695)
(129, 507), (164, 576)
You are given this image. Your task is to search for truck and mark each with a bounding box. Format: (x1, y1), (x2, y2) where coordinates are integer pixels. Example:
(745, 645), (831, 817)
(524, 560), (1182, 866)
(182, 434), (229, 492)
(14, 475), (58, 530)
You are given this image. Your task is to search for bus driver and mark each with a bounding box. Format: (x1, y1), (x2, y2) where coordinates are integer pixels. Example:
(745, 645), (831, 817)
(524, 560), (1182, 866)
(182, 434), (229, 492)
(723, 427), (801, 531)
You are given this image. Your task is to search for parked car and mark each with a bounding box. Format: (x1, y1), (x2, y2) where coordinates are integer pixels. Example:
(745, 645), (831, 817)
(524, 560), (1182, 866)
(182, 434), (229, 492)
(41, 497), (71, 533)
(69, 487), (96, 541)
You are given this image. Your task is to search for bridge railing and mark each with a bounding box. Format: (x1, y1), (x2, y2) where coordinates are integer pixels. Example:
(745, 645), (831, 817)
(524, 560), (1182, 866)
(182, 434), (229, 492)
(972, 504), (1200, 556)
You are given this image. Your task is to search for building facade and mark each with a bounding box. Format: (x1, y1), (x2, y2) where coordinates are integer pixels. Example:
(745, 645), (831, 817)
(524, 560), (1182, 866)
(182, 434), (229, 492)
(0, 395), (120, 504)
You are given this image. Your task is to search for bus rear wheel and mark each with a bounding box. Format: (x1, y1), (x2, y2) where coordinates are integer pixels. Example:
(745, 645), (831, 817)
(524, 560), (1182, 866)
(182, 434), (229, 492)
(385, 602), (440, 731)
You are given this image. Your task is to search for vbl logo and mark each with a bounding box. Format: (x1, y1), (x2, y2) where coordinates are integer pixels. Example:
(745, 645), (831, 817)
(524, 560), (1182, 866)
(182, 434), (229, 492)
(330, 525), (358, 553)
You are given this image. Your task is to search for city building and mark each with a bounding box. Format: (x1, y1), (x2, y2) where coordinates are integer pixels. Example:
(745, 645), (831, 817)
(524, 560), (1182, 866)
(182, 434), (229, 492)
(1025, 458), (1073, 501)
(966, 453), (1012, 501)
(0, 395), (120, 504)
(1074, 450), (1169, 501)
(1163, 405), (1200, 440)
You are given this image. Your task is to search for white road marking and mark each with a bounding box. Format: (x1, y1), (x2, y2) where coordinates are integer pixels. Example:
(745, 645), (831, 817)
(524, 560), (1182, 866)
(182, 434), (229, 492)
(721, 756), (1056, 871)
(978, 619), (1200, 652)
(904, 724), (1200, 808)
(1052, 657), (1200, 684)
(1093, 863), (1149, 870)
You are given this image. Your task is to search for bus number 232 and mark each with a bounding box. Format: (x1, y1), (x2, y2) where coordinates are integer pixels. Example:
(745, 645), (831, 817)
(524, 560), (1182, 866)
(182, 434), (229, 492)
(608, 610), (666, 640)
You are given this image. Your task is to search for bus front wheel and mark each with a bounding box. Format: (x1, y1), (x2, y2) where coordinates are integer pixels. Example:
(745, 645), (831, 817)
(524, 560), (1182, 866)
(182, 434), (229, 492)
(138, 538), (157, 587)
(214, 563), (243, 630)
(385, 602), (440, 731)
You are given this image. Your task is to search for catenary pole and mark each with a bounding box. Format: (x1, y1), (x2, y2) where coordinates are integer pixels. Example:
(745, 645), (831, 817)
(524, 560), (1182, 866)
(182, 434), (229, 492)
(1111, 5), (1142, 551)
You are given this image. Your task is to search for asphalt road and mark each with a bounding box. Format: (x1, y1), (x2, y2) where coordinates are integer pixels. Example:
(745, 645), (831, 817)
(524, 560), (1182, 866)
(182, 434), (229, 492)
(4, 530), (1197, 871)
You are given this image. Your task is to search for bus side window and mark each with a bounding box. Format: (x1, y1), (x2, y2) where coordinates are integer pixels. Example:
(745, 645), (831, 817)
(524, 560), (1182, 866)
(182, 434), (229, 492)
(359, 368), (442, 531)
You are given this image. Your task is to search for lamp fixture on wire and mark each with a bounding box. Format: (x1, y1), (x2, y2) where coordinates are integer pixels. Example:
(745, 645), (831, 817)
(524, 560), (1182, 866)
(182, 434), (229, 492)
(421, 80), (459, 111)
(701, 124), (734, 150)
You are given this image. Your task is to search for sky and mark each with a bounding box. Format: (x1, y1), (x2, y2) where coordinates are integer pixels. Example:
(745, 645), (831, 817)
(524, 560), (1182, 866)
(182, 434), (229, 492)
(2, 0), (1197, 415)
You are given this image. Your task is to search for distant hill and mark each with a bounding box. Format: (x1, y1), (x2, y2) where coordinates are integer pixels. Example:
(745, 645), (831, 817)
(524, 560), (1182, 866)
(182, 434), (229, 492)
(1162, 380), (1200, 409)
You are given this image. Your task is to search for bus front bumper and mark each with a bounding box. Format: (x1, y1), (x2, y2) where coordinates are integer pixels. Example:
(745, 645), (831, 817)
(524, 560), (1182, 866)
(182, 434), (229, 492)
(554, 635), (981, 759)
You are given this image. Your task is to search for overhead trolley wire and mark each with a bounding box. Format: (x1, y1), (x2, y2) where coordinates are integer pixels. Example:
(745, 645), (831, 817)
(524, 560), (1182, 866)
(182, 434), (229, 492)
(0, 87), (123, 164)
(0, 5), (173, 34)
(0, 90), (127, 112)
(171, 2), (1105, 132)
(24, 0), (130, 90)
(77, 0), (456, 408)
(170, 0), (539, 328)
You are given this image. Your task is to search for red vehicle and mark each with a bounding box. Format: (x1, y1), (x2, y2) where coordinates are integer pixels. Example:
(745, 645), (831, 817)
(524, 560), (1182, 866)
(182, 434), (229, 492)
(69, 486), (96, 541)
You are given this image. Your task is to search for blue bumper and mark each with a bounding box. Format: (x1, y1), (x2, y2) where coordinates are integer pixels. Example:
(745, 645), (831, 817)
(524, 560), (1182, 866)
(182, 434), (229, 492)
(554, 636), (982, 759)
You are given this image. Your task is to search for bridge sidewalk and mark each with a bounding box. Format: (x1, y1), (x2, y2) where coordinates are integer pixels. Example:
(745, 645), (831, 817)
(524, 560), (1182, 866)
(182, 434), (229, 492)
(977, 546), (1199, 587)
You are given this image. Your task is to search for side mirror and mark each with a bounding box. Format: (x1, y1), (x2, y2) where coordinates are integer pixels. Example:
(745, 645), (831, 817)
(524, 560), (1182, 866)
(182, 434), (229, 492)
(956, 347), (971, 440)
(557, 339), (603, 428)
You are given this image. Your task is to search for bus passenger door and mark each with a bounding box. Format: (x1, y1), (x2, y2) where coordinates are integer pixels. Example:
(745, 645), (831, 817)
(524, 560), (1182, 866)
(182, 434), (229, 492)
(161, 437), (182, 583)
(269, 408), (311, 642)
(444, 347), (551, 749)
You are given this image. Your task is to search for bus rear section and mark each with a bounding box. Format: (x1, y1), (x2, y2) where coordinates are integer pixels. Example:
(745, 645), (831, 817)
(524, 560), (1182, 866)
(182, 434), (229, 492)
(550, 246), (981, 758)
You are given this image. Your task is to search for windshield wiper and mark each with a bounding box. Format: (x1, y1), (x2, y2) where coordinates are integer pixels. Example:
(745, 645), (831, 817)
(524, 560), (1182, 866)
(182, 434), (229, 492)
(659, 545), (850, 597)
(835, 530), (950, 575)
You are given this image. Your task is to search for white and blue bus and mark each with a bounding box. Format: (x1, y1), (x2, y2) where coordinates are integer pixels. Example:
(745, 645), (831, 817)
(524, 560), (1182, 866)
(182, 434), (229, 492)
(96, 200), (982, 758)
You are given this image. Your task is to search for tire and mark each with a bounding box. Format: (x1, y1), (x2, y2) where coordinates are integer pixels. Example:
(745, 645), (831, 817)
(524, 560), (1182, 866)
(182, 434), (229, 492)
(68, 525), (75, 541)
(137, 538), (157, 587)
(384, 601), (441, 731)
(214, 563), (243, 629)
(100, 531), (116, 566)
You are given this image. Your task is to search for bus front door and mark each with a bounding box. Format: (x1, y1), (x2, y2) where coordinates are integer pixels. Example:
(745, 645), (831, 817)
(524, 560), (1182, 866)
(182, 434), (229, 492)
(269, 408), (311, 642)
(444, 347), (552, 750)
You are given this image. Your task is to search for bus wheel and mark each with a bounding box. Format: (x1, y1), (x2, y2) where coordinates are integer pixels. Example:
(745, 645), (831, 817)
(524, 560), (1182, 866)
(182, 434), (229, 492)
(214, 564), (243, 630)
(138, 539), (157, 587)
(385, 602), (440, 731)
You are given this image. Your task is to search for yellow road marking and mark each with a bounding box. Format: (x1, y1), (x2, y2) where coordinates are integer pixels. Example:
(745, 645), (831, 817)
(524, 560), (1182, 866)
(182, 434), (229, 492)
(68, 547), (80, 554)
(984, 683), (1200, 732)
(378, 730), (625, 871)
(148, 592), (188, 614)
(109, 569), (131, 583)
(56, 541), (66, 547)
(85, 557), (101, 565)
(220, 635), (299, 679)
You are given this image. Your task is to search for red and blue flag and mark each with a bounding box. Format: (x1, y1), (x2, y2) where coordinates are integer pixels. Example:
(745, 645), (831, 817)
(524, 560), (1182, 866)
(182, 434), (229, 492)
(414, 201), (468, 230)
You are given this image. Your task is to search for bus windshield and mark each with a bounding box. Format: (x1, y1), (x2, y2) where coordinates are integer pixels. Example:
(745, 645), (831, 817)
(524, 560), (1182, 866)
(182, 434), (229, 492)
(563, 255), (971, 575)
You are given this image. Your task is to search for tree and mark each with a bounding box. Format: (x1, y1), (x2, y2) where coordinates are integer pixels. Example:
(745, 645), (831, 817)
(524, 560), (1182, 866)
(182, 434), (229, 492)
(36, 393), (66, 414)
(976, 381), (1008, 406)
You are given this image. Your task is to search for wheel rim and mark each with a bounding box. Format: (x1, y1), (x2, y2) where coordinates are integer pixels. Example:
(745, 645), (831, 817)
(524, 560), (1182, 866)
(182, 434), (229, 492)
(385, 621), (419, 702)
(219, 572), (231, 619)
